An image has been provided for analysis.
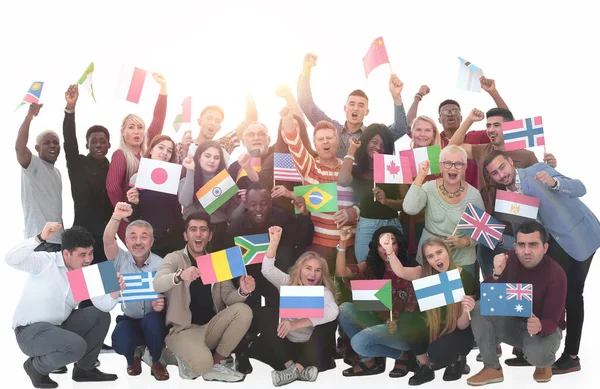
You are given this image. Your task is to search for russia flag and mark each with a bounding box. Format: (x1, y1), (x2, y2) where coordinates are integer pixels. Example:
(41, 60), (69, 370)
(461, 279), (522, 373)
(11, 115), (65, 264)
(279, 285), (325, 318)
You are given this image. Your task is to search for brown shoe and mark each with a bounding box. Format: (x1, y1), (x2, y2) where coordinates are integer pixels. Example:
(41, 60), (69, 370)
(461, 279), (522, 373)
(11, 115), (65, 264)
(533, 367), (552, 383)
(151, 362), (170, 381)
(467, 366), (504, 386)
(127, 356), (142, 376)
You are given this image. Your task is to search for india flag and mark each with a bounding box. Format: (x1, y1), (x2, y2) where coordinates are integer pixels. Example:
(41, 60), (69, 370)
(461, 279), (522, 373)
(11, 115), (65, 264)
(351, 279), (392, 311)
(373, 153), (412, 184)
(116, 64), (148, 104)
(399, 145), (441, 177)
(67, 261), (120, 303)
(135, 158), (182, 195)
(196, 169), (239, 215)
(77, 62), (96, 102)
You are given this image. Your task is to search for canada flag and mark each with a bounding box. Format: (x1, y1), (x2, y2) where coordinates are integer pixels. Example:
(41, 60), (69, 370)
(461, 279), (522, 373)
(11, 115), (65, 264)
(135, 158), (182, 195)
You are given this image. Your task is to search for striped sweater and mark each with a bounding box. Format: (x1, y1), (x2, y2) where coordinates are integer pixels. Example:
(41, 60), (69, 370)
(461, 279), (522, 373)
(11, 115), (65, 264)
(283, 128), (359, 247)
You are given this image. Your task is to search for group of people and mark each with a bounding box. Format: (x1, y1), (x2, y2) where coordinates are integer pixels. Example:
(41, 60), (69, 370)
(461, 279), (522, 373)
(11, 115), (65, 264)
(8, 53), (600, 388)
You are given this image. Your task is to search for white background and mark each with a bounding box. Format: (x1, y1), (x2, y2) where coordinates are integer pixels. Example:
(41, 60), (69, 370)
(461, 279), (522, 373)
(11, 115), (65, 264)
(0, 0), (598, 387)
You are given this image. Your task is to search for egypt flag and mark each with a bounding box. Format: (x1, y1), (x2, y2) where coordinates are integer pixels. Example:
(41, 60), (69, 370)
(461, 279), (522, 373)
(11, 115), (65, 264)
(502, 116), (545, 151)
(399, 145), (441, 177)
(77, 62), (96, 102)
(116, 65), (148, 103)
(293, 182), (338, 214)
(494, 190), (540, 224)
(373, 153), (412, 184)
(15, 81), (44, 110)
(351, 280), (392, 311)
(196, 169), (239, 215)
(173, 96), (191, 132)
(135, 158), (182, 195)
(234, 233), (269, 265)
(67, 261), (120, 303)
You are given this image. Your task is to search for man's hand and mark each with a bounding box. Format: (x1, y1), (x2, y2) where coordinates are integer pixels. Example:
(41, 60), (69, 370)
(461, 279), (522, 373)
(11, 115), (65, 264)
(180, 266), (200, 282)
(543, 153), (557, 168)
(152, 294), (165, 312)
(65, 84), (79, 110)
(333, 209), (349, 227)
(303, 53), (318, 72)
(291, 196), (308, 215)
(27, 103), (43, 119)
(418, 85), (430, 97)
(126, 188), (140, 205)
(467, 108), (485, 123)
(268, 226), (283, 244)
(527, 314), (542, 335)
(275, 84), (293, 99)
(238, 153), (252, 169)
(113, 202), (133, 220)
(110, 273), (126, 299)
(389, 74), (404, 100)
(40, 222), (62, 241)
(271, 185), (293, 199)
(479, 76), (497, 94)
(534, 171), (557, 188)
(493, 253), (508, 276)
(239, 275), (256, 295)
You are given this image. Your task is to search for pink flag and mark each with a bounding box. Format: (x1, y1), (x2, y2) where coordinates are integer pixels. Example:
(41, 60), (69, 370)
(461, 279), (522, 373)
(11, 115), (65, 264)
(181, 96), (192, 123)
(116, 65), (148, 104)
(363, 37), (390, 78)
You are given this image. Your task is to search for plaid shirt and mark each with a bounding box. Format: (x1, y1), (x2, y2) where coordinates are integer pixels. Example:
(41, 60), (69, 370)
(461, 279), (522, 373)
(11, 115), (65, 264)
(297, 73), (408, 158)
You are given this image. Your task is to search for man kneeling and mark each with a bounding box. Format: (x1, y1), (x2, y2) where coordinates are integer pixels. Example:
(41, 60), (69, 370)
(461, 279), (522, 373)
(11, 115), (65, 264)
(154, 212), (255, 381)
(467, 222), (566, 385)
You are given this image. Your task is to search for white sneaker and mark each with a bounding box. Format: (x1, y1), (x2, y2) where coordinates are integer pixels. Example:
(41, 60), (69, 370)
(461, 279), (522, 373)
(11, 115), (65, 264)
(203, 363), (245, 382)
(298, 366), (318, 382)
(222, 356), (235, 370)
(175, 355), (200, 380)
(272, 363), (300, 387)
(142, 347), (177, 367)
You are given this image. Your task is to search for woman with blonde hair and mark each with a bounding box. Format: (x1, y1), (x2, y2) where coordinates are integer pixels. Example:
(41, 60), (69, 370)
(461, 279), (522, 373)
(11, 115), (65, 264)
(389, 236), (476, 385)
(106, 73), (168, 241)
(251, 226), (339, 387)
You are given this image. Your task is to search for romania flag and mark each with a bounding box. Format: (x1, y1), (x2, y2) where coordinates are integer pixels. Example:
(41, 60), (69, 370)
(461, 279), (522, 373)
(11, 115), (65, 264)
(196, 246), (246, 284)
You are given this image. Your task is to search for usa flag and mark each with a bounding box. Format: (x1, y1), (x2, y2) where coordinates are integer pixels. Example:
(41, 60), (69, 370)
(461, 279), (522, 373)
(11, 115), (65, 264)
(502, 116), (545, 151)
(274, 153), (302, 182)
(481, 283), (533, 318)
(456, 203), (505, 250)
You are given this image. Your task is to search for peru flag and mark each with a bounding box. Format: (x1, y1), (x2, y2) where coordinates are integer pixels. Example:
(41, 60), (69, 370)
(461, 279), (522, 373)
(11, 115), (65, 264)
(116, 65), (148, 103)
(135, 158), (182, 195)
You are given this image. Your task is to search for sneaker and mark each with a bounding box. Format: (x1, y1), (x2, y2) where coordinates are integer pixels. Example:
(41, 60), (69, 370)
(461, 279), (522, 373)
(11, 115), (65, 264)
(443, 357), (468, 381)
(533, 367), (552, 383)
(144, 346), (178, 367)
(24, 358), (59, 388)
(408, 364), (435, 386)
(272, 363), (300, 387)
(203, 363), (245, 382)
(476, 345), (502, 362)
(175, 355), (200, 380)
(467, 366), (504, 386)
(552, 353), (581, 375)
(222, 356), (235, 370)
(298, 366), (318, 382)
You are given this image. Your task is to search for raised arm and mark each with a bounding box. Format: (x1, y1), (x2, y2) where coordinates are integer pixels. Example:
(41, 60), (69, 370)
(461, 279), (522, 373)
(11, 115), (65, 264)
(104, 202), (132, 260)
(280, 104), (315, 178)
(106, 150), (127, 206)
(15, 103), (42, 169)
(5, 222), (62, 274)
(233, 94), (259, 141)
(480, 76), (509, 111)
(338, 138), (360, 187)
(63, 84), (80, 163)
(145, 73), (168, 143)
(407, 85), (430, 130)
(261, 226), (290, 288)
(448, 108), (485, 159)
(276, 84), (307, 127)
(297, 53), (341, 128)
(379, 231), (423, 281)
(178, 157), (196, 207)
(336, 226), (356, 278)
(387, 74), (408, 141)
(401, 161), (430, 215)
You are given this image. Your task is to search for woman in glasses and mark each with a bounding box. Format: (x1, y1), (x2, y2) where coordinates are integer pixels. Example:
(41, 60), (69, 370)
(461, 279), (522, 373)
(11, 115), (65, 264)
(401, 145), (484, 276)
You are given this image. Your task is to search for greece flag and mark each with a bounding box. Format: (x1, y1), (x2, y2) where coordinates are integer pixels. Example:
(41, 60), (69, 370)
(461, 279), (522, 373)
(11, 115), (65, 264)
(117, 272), (159, 303)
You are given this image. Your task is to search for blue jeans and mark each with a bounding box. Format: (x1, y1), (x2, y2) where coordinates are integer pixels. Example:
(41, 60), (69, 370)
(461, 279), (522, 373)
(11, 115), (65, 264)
(355, 217), (402, 263)
(338, 302), (410, 361)
(111, 311), (166, 366)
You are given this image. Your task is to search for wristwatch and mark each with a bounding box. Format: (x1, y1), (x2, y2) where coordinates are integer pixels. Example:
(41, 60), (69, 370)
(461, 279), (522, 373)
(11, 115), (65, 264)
(175, 269), (183, 283)
(492, 271), (502, 279)
(35, 233), (46, 244)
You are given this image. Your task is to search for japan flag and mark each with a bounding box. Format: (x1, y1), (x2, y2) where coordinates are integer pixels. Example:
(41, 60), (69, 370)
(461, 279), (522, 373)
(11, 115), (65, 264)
(135, 158), (182, 195)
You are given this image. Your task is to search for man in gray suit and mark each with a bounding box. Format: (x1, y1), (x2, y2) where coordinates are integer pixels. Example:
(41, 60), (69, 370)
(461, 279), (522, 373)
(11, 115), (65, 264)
(483, 150), (600, 375)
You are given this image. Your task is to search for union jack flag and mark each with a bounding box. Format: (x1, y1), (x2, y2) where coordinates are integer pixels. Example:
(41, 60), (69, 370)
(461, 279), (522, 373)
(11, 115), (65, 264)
(456, 203), (505, 249)
(506, 283), (533, 301)
(502, 116), (545, 151)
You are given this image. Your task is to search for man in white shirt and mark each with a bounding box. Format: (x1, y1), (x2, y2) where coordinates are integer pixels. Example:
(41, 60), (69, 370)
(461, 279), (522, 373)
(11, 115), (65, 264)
(6, 222), (125, 388)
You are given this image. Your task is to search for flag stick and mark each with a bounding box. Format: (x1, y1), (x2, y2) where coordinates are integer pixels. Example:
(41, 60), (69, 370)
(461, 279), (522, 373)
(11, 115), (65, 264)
(390, 310), (393, 322)
(120, 291), (127, 310)
(467, 311), (471, 320)
(373, 182), (377, 202)
(388, 62), (394, 74)
(451, 224), (458, 236)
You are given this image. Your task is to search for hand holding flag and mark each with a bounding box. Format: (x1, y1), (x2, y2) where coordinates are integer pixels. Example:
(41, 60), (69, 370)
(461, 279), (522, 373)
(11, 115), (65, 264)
(16, 81), (44, 111)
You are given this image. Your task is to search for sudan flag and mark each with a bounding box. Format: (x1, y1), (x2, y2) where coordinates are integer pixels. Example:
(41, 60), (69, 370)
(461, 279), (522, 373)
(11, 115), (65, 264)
(351, 279), (392, 311)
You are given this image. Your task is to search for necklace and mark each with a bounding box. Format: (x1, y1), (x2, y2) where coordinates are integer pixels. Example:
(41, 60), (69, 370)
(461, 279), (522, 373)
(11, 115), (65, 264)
(439, 183), (465, 198)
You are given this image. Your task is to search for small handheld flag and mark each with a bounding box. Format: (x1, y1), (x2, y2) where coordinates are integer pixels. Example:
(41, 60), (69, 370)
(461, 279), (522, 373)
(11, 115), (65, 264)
(15, 81), (44, 110)
(280, 285), (325, 318)
(135, 158), (182, 195)
(502, 117), (545, 151)
(196, 170), (239, 215)
(481, 283), (533, 318)
(373, 153), (413, 184)
(293, 183), (338, 214)
(77, 62), (96, 102)
(116, 65), (148, 103)
(494, 190), (540, 224)
(351, 280), (392, 311)
(412, 269), (465, 311)
(274, 153), (302, 182)
(234, 233), (269, 265)
(457, 57), (483, 93)
(399, 145), (442, 177)
(117, 272), (159, 303)
(173, 96), (192, 132)
(197, 246), (246, 284)
(456, 203), (505, 250)
(363, 37), (391, 78)
(236, 156), (262, 182)
(67, 261), (120, 303)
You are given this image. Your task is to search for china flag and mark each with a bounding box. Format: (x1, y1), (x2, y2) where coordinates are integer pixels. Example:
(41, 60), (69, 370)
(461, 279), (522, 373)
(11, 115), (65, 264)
(363, 37), (390, 78)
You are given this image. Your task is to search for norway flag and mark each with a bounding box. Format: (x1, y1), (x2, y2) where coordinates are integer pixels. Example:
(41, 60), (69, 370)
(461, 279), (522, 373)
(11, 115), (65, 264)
(502, 116), (545, 151)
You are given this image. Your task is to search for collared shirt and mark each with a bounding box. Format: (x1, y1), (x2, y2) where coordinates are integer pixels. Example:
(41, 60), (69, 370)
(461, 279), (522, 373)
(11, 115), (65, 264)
(506, 169), (523, 194)
(8, 237), (117, 329)
(113, 248), (163, 319)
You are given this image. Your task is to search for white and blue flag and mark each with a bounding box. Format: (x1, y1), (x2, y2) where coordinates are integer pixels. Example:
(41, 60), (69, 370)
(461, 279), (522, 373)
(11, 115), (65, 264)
(117, 271), (159, 303)
(412, 269), (465, 311)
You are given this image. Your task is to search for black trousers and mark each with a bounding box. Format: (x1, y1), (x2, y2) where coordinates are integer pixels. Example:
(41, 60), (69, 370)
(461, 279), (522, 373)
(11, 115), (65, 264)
(248, 306), (336, 372)
(547, 237), (594, 356)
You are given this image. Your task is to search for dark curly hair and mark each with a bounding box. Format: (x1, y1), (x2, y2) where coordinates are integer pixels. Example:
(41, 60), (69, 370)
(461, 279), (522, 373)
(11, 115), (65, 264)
(61, 226), (95, 252)
(353, 124), (395, 176)
(364, 226), (408, 279)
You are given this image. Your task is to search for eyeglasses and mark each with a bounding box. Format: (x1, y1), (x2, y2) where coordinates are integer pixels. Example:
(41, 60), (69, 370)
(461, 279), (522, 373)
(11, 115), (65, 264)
(440, 109), (461, 117)
(441, 161), (466, 169)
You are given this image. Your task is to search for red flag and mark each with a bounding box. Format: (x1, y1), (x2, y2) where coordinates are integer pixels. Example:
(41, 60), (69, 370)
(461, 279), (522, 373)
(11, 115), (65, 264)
(363, 37), (390, 78)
